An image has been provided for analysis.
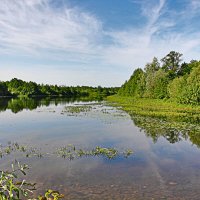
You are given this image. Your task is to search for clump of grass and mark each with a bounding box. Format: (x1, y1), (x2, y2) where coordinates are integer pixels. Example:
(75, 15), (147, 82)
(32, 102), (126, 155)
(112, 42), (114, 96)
(0, 143), (134, 160)
(0, 142), (44, 159)
(0, 161), (64, 200)
(0, 142), (133, 199)
(55, 144), (133, 160)
(0, 161), (36, 199)
(123, 149), (134, 158)
(107, 96), (200, 123)
(63, 105), (92, 114)
(107, 95), (200, 147)
(38, 190), (64, 200)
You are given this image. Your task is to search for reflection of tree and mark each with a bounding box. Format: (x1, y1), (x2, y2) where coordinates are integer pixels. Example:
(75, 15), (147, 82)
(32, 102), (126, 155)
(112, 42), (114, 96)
(0, 97), (102, 113)
(0, 99), (9, 112)
(131, 115), (200, 148)
(7, 98), (38, 113)
(189, 130), (200, 148)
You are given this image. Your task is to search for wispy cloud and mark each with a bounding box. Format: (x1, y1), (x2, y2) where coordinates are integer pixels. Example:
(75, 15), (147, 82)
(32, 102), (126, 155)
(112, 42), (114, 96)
(0, 0), (103, 61)
(103, 0), (200, 69)
(190, 0), (200, 9)
(0, 0), (200, 86)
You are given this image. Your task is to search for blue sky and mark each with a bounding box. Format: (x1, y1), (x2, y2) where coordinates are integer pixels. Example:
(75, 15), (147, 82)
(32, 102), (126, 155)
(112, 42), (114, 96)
(0, 0), (200, 86)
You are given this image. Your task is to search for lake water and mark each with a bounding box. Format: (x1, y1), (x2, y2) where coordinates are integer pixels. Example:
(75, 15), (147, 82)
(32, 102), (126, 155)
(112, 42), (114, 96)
(0, 97), (200, 199)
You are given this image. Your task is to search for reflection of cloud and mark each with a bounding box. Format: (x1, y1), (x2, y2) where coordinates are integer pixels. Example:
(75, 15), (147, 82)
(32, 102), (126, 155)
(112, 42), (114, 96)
(0, 100), (147, 150)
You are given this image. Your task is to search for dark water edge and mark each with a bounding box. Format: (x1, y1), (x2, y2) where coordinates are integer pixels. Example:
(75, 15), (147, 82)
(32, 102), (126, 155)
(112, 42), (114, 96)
(0, 96), (103, 114)
(1, 97), (200, 199)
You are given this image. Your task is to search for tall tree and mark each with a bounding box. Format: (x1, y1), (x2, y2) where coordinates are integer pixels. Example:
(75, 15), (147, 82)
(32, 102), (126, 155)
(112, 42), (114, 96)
(144, 57), (160, 74)
(144, 57), (161, 98)
(118, 68), (145, 97)
(161, 51), (183, 78)
(182, 65), (200, 104)
(145, 69), (169, 99)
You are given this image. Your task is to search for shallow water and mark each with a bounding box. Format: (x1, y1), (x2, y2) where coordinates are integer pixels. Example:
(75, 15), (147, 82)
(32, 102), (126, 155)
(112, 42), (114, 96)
(0, 97), (200, 199)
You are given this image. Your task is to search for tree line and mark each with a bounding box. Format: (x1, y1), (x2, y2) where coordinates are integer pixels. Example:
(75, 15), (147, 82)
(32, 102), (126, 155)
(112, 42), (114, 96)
(118, 51), (200, 105)
(0, 78), (119, 98)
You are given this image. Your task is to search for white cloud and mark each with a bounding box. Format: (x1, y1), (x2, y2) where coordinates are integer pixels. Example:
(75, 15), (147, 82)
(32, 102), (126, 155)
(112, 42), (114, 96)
(190, 0), (200, 9)
(0, 0), (102, 60)
(0, 0), (200, 86)
(103, 0), (200, 70)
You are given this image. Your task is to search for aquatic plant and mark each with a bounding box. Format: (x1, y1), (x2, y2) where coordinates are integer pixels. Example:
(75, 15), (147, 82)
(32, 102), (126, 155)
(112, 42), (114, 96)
(63, 105), (92, 114)
(0, 143), (134, 160)
(107, 96), (200, 124)
(38, 190), (64, 200)
(0, 142), (134, 199)
(0, 162), (64, 200)
(0, 161), (36, 199)
(123, 149), (134, 158)
(107, 96), (200, 147)
(56, 145), (133, 160)
(0, 142), (44, 159)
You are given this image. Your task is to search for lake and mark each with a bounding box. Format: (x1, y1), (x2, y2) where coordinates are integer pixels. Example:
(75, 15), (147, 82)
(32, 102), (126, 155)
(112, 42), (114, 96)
(0, 97), (200, 199)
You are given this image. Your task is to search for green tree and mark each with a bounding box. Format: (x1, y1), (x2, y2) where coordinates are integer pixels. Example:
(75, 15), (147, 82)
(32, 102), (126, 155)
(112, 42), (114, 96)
(145, 57), (160, 74)
(118, 68), (145, 97)
(180, 65), (200, 105)
(161, 51), (183, 78)
(167, 76), (187, 101)
(7, 78), (25, 95)
(151, 69), (169, 99)
(144, 57), (161, 98)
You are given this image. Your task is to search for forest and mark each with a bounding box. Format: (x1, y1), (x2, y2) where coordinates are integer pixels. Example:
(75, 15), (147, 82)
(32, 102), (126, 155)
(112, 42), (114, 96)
(118, 51), (200, 105)
(0, 51), (199, 105)
(0, 78), (119, 99)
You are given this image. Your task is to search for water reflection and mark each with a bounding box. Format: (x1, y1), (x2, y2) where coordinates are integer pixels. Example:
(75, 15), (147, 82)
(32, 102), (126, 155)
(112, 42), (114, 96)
(0, 97), (200, 148)
(0, 97), (102, 113)
(131, 115), (200, 148)
(1, 98), (200, 199)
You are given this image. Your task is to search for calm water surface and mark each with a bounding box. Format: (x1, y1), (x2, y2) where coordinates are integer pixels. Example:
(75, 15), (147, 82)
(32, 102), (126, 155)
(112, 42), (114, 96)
(0, 98), (200, 200)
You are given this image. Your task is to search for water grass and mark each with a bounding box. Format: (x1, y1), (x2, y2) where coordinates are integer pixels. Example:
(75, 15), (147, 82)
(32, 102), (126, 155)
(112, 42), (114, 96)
(0, 142), (134, 160)
(107, 95), (200, 123)
(0, 161), (64, 200)
(0, 142), (133, 200)
(63, 105), (92, 114)
(107, 95), (200, 147)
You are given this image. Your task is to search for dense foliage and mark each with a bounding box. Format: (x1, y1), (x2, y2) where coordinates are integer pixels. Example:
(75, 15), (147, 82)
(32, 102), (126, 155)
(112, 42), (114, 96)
(0, 79), (119, 99)
(118, 51), (200, 105)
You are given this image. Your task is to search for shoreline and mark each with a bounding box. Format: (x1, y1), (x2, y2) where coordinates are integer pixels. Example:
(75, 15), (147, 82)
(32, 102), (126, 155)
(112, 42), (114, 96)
(107, 95), (200, 123)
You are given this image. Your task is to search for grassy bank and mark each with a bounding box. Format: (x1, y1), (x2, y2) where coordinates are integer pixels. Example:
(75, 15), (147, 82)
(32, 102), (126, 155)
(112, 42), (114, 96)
(107, 95), (200, 147)
(107, 95), (200, 123)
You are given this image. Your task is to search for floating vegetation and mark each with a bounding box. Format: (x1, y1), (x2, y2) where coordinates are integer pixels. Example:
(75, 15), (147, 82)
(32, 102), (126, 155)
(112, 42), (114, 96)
(0, 141), (134, 200)
(63, 105), (92, 114)
(60, 102), (129, 126)
(107, 96), (200, 124)
(123, 149), (134, 158)
(55, 145), (129, 160)
(0, 142), (134, 160)
(107, 96), (200, 147)
(0, 142), (44, 159)
(38, 189), (64, 200)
